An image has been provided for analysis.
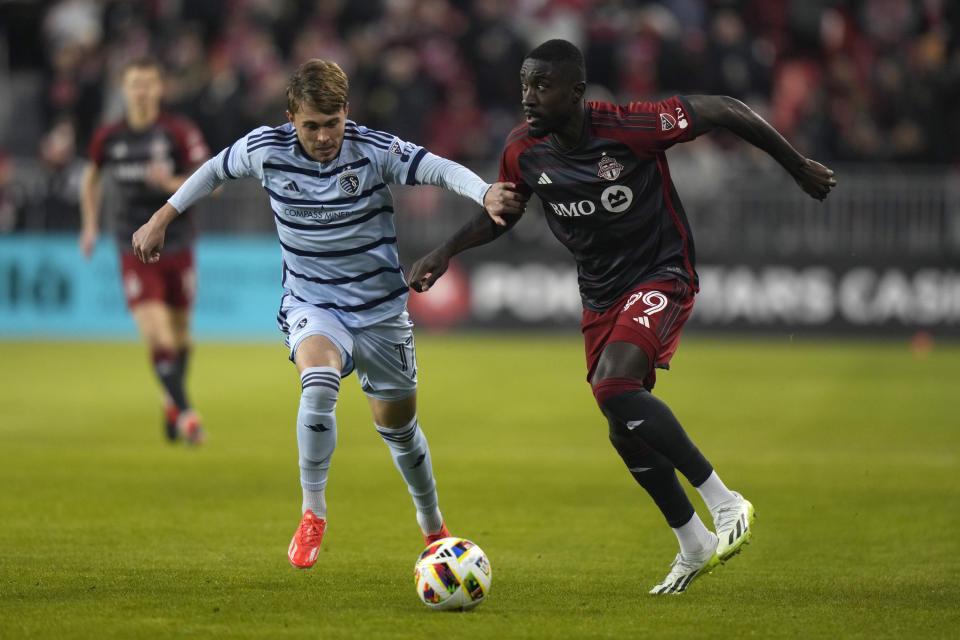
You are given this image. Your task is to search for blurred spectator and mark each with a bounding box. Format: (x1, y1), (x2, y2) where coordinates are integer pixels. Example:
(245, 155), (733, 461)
(37, 118), (85, 230)
(0, 153), (27, 233)
(3, 0), (959, 232)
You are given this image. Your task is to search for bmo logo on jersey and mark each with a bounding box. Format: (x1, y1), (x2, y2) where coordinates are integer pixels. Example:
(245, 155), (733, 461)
(600, 185), (633, 213)
(547, 186), (634, 218)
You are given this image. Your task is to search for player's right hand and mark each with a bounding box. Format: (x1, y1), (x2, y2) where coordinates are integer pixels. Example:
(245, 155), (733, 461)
(483, 182), (528, 226)
(131, 219), (165, 264)
(408, 248), (451, 293)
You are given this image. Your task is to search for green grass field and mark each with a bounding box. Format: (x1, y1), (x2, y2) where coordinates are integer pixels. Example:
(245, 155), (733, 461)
(1, 335), (958, 638)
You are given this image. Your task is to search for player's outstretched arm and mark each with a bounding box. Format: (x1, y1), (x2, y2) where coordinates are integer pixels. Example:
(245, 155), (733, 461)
(411, 152), (528, 225)
(130, 150), (236, 263)
(684, 94), (837, 200)
(408, 210), (521, 293)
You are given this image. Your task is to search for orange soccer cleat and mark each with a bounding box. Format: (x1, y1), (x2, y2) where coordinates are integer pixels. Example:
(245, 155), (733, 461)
(288, 510), (327, 568)
(423, 522), (450, 545)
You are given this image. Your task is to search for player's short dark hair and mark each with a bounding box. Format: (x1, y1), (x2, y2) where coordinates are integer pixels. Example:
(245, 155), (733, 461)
(287, 59), (349, 115)
(122, 56), (163, 76)
(525, 39), (586, 82)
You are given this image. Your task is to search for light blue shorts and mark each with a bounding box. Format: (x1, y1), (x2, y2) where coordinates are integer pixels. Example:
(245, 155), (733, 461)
(278, 296), (417, 401)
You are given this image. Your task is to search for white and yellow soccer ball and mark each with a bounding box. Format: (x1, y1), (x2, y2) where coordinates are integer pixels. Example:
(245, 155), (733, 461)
(414, 537), (492, 611)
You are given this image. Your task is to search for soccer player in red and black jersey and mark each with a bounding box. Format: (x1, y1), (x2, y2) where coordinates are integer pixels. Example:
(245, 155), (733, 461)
(410, 39), (836, 594)
(81, 57), (210, 444)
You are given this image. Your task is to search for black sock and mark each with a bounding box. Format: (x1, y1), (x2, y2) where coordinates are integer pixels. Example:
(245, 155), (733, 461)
(594, 378), (713, 487)
(152, 348), (189, 411)
(607, 417), (695, 527)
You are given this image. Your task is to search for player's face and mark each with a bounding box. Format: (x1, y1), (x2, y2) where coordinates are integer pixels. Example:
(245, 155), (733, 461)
(288, 104), (348, 164)
(122, 67), (163, 114)
(520, 59), (582, 138)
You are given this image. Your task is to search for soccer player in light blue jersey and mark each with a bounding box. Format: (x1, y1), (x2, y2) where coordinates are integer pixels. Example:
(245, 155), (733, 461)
(132, 59), (527, 568)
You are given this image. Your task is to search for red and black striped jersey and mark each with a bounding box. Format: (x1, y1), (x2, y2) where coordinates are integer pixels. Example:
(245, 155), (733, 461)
(88, 113), (208, 251)
(499, 96), (698, 312)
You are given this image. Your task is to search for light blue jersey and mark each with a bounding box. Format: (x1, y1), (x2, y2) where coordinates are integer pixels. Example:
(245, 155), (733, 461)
(168, 120), (490, 327)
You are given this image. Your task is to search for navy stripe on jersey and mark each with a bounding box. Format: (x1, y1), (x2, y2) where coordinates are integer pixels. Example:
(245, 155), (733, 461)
(263, 157), (371, 179)
(345, 124), (394, 144)
(405, 148), (428, 185)
(279, 235), (397, 258)
(289, 286), (408, 313)
(284, 261), (402, 285)
(248, 131), (297, 146)
(342, 135), (391, 150)
(264, 182), (387, 206)
(222, 144), (236, 179)
(273, 205), (393, 231)
(249, 127), (295, 143)
(249, 138), (297, 153)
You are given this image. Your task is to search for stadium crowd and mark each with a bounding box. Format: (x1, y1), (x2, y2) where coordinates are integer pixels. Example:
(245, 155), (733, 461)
(0, 0), (958, 232)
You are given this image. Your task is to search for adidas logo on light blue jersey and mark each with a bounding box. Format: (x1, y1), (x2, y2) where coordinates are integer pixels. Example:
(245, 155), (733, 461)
(283, 180), (301, 192)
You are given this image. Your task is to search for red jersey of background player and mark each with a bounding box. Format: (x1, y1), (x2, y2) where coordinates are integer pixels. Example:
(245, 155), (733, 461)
(499, 96), (698, 312)
(88, 113), (208, 252)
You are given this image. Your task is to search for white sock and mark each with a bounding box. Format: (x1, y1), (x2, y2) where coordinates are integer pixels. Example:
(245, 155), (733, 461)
(303, 489), (327, 517)
(416, 508), (444, 535)
(375, 416), (442, 534)
(695, 471), (737, 514)
(297, 367), (339, 513)
(672, 512), (716, 558)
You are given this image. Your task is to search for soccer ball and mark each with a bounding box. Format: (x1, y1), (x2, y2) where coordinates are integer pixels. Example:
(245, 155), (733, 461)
(414, 537), (492, 611)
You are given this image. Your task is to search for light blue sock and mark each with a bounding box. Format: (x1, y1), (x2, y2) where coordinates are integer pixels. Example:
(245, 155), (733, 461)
(376, 416), (443, 533)
(298, 366), (339, 516)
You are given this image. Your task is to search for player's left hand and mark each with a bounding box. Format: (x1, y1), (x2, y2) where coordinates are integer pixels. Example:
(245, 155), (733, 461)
(483, 182), (528, 226)
(793, 158), (836, 201)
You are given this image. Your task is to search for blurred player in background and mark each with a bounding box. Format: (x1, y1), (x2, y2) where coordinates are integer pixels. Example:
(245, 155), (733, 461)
(131, 59), (525, 568)
(81, 57), (209, 444)
(410, 39), (836, 594)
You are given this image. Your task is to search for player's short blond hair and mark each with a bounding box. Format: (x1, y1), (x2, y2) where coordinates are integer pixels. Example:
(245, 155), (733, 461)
(286, 59), (349, 115)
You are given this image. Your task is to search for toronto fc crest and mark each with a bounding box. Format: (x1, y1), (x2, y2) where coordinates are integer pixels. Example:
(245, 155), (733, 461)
(597, 154), (624, 181)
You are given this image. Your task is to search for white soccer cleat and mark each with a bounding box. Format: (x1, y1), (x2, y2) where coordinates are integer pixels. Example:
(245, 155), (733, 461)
(713, 492), (755, 562)
(648, 533), (719, 595)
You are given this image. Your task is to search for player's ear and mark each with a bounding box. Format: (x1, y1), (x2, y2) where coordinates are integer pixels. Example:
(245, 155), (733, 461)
(572, 81), (586, 102)
(286, 110), (295, 126)
(343, 102), (349, 119)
